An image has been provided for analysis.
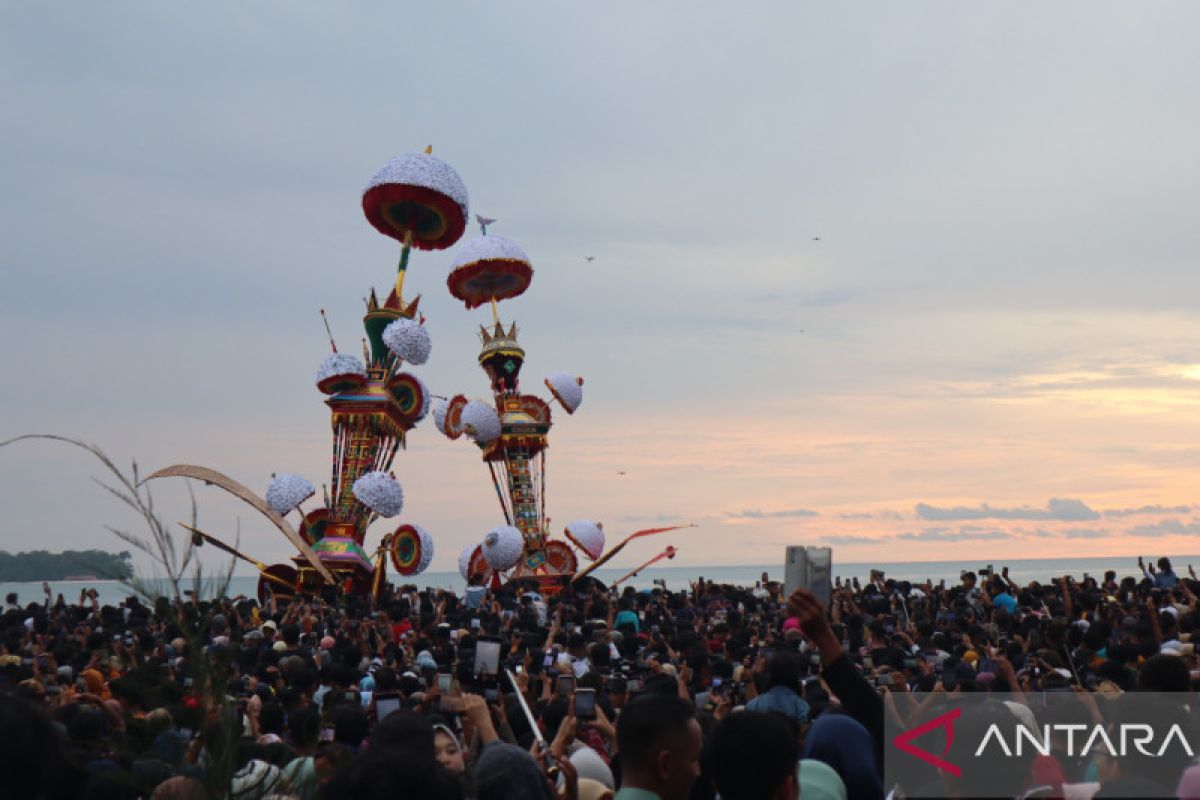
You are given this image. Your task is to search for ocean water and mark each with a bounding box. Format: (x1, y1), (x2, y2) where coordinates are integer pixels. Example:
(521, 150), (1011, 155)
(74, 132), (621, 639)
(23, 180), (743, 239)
(4, 554), (1196, 608)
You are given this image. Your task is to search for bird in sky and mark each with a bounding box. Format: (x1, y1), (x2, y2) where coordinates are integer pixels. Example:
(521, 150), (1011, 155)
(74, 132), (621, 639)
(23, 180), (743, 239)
(812, 236), (821, 241)
(476, 215), (496, 235)
(584, 256), (595, 263)
(617, 470), (627, 476)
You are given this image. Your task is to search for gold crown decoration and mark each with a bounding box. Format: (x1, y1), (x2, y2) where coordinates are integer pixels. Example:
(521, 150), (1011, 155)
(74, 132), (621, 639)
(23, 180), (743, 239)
(365, 287), (422, 319)
(478, 321), (524, 361)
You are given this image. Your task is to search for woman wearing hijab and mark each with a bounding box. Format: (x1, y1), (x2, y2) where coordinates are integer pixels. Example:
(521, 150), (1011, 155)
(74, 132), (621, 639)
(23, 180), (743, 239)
(802, 713), (884, 800)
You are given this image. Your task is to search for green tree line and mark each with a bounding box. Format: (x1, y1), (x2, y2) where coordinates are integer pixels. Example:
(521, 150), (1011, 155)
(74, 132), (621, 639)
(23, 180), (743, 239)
(0, 549), (134, 581)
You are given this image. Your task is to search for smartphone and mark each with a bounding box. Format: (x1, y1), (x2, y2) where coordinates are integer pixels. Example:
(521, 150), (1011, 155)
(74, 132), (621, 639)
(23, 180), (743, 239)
(574, 687), (596, 720)
(543, 653), (555, 668)
(485, 687), (499, 703)
(875, 675), (893, 687)
(375, 693), (402, 720)
(557, 673), (576, 696)
(319, 727), (335, 742)
(863, 656), (874, 669)
(474, 639), (502, 677)
(470, 618), (481, 630)
(437, 672), (453, 694)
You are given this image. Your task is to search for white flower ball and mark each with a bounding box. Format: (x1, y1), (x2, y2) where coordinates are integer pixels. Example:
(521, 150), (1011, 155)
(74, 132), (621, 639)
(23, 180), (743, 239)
(316, 353), (366, 385)
(483, 525), (524, 571)
(352, 471), (404, 518)
(461, 400), (502, 445)
(565, 519), (605, 561)
(265, 474), (315, 516)
(382, 318), (432, 366)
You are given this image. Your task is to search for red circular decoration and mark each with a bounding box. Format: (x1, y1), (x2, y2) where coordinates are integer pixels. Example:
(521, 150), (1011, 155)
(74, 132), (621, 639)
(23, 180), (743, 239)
(362, 184), (466, 251)
(544, 541), (578, 576)
(298, 508), (330, 546)
(447, 260), (533, 309)
(442, 394), (469, 440)
(467, 544), (493, 583)
(388, 524), (426, 576)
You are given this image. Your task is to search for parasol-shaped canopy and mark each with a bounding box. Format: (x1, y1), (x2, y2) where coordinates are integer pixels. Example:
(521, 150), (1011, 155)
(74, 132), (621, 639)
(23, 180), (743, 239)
(564, 519), (605, 560)
(352, 471), (404, 518)
(388, 523), (434, 576)
(316, 353), (367, 395)
(447, 235), (534, 310)
(362, 152), (469, 250)
(265, 474), (315, 516)
(544, 372), (584, 414)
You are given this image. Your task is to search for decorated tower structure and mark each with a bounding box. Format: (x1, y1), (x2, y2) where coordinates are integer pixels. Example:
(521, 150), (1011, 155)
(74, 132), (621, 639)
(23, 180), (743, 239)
(434, 232), (609, 592)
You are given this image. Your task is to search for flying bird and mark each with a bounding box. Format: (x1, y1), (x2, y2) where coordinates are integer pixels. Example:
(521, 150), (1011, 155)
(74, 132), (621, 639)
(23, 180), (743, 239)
(584, 256), (595, 263)
(617, 470), (627, 476)
(476, 215), (496, 235)
(812, 236), (821, 241)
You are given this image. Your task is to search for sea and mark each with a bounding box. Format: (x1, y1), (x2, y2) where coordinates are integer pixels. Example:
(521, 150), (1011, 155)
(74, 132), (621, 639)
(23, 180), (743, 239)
(3, 554), (1196, 608)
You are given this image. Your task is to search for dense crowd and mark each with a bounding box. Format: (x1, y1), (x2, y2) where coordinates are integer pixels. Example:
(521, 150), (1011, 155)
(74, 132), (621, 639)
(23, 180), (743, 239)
(3, 556), (1200, 799)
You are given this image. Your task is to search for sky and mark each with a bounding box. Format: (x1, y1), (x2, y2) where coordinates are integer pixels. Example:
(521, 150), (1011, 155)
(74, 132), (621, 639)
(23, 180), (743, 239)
(3, 2), (1200, 577)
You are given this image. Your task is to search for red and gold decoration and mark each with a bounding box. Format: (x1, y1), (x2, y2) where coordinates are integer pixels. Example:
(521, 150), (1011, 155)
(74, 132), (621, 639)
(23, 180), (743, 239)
(438, 220), (692, 592)
(147, 149), (467, 599)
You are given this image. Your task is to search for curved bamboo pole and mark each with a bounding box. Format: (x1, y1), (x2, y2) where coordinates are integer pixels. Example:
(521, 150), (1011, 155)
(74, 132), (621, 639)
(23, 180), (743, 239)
(144, 464), (336, 585)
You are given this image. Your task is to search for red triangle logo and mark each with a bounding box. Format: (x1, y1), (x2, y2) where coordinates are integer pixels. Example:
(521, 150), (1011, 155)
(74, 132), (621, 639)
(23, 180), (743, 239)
(892, 707), (963, 778)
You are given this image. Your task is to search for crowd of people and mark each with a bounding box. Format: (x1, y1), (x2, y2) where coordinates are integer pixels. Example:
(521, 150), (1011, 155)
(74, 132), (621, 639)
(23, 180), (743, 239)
(2, 556), (1200, 799)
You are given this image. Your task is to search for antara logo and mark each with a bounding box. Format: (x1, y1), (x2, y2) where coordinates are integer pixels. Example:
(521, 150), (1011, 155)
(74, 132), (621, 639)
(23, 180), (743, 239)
(893, 707), (963, 777)
(975, 723), (1195, 759)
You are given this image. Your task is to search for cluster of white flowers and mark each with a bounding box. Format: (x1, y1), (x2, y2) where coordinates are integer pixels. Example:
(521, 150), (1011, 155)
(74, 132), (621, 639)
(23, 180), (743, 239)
(483, 525), (524, 571)
(382, 318), (432, 366)
(352, 471), (404, 518)
(565, 519), (605, 560)
(364, 152), (469, 221)
(457, 543), (477, 580)
(461, 400), (502, 445)
(545, 372), (584, 414)
(316, 353), (367, 387)
(265, 474), (315, 516)
(449, 234), (531, 270)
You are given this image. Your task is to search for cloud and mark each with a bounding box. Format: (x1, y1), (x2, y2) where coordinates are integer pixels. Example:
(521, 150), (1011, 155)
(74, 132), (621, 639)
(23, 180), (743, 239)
(896, 527), (1014, 542)
(725, 508), (820, 520)
(616, 513), (687, 524)
(1053, 527), (1109, 539)
(1127, 518), (1200, 537)
(915, 498), (1099, 522)
(821, 534), (878, 545)
(1103, 504), (1193, 518)
(839, 510), (905, 520)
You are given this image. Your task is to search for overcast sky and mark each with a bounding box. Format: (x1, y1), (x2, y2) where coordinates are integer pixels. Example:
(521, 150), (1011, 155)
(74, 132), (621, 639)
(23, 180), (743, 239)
(3, 2), (1200, 577)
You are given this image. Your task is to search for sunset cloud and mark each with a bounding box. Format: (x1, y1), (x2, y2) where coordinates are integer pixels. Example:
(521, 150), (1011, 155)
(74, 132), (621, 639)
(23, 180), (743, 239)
(915, 498), (1099, 522)
(1126, 518), (1200, 537)
(725, 508), (820, 520)
(1103, 504), (1193, 518)
(896, 527), (1015, 542)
